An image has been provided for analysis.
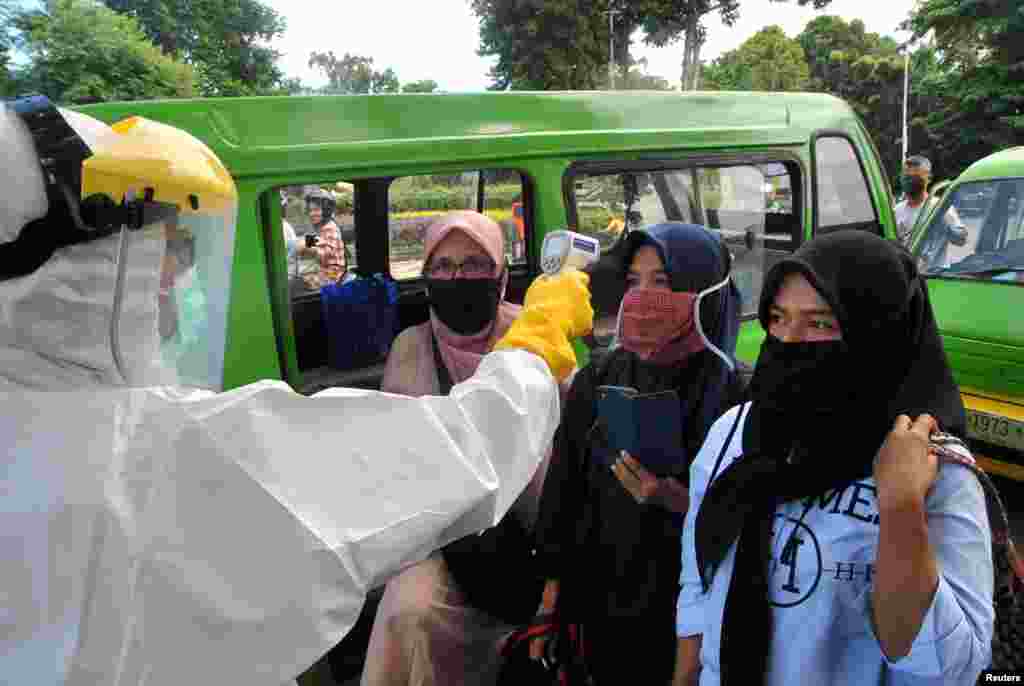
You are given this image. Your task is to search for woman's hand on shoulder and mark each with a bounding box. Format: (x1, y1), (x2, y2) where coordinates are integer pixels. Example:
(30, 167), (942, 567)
(873, 414), (939, 512)
(611, 453), (690, 514)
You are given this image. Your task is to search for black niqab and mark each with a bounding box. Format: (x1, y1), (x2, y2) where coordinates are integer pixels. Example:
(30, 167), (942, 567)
(694, 230), (965, 686)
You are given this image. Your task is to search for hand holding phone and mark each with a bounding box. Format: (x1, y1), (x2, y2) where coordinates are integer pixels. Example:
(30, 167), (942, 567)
(611, 453), (690, 512)
(595, 385), (684, 477)
(305, 234), (319, 248)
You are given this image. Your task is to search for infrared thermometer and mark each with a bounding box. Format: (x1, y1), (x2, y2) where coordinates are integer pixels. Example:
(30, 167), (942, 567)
(540, 230), (600, 275)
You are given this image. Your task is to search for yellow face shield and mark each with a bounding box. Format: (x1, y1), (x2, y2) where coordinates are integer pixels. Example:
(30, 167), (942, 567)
(81, 116), (239, 390)
(81, 116), (236, 215)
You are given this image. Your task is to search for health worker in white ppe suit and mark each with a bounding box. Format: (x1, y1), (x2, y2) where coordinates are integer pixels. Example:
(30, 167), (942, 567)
(0, 96), (593, 686)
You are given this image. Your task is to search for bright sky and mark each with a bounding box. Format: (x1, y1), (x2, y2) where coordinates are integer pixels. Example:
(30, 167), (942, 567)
(265, 0), (919, 92)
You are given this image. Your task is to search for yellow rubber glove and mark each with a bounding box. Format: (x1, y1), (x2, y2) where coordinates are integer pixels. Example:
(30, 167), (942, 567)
(493, 270), (594, 382)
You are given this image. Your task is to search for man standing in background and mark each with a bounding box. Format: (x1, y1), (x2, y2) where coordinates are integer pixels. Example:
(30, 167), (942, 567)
(894, 155), (934, 244)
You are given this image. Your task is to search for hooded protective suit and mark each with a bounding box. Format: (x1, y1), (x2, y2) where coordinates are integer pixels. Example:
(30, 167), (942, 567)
(0, 101), (588, 686)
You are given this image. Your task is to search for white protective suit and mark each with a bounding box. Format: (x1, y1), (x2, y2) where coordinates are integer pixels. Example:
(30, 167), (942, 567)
(0, 105), (562, 686)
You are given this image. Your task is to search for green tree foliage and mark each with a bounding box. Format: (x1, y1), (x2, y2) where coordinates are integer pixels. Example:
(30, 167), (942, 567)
(797, 14), (953, 181)
(402, 79), (440, 94)
(637, 0), (740, 91)
(0, 0), (15, 95)
(638, 0), (830, 90)
(101, 0), (288, 96)
(795, 2), (1024, 181)
(700, 52), (746, 90)
(905, 0), (1024, 179)
(13, 0), (194, 104)
(308, 51), (401, 94)
(798, 15), (898, 87)
(702, 25), (809, 91)
(472, 0), (833, 91)
(470, 0), (609, 90)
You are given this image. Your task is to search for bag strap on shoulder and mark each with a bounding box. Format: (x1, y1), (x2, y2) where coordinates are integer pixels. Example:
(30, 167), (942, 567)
(431, 330), (454, 395)
(932, 434), (1024, 594)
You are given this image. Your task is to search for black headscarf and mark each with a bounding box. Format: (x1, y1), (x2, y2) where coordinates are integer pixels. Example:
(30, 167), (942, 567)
(694, 230), (965, 685)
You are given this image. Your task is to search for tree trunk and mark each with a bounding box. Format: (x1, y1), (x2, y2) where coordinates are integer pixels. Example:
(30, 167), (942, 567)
(689, 37), (702, 90)
(679, 14), (702, 91)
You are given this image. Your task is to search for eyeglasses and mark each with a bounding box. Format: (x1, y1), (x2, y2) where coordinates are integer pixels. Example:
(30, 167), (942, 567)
(423, 255), (496, 279)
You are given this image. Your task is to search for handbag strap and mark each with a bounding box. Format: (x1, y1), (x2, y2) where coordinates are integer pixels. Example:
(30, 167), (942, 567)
(706, 403), (747, 491)
(931, 434), (1024, 593)
(430, 329), (454, 395)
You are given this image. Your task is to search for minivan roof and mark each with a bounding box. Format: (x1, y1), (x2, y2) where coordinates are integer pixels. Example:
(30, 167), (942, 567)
(958, 146), (1024, 184)
(77, 91), (859, 179)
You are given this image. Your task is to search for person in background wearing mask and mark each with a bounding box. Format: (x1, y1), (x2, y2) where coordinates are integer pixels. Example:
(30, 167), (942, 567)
(361, 210), (566, 686)
(894, 155), (967, 247)
(532, 223), (745, 686)
(674, 231), (993, 686)
(894, 155), (933, 243)
(0, 97), (593, 686)
(297, 188), (348, 288)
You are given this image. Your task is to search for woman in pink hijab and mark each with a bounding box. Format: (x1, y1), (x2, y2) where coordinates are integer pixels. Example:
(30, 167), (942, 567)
(379, 209), (520, 396)
(362, 210), (559, 686)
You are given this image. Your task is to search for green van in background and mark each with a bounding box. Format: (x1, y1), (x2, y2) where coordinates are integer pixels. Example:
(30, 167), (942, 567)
(911, 146), (1024, 482)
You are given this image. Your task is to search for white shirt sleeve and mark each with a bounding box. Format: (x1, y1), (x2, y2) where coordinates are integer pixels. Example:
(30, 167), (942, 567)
(874, 458), (994, 680)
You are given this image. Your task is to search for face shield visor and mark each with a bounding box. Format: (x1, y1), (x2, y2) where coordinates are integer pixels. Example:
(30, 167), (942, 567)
(78, 116), (238, 390)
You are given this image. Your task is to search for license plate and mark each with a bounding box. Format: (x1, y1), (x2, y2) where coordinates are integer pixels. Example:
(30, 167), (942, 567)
(966, 408), (1024, 453)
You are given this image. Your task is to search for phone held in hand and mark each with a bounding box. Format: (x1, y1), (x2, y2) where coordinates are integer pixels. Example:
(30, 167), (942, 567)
(595, 385), (684, 477)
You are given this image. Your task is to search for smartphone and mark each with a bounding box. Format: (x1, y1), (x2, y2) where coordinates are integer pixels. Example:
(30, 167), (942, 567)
(595, 385), (684, 477)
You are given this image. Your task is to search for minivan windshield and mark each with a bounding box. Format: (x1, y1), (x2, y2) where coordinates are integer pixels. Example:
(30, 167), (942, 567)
(915, 178), (1024, 281)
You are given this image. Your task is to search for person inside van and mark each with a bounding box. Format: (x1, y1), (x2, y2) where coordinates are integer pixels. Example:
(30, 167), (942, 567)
(297, 188), (349, 287)
(361, 209), (561, 686)
(674, 230), (993, 686)
(281, 190), (300, 261)
(531, 223), (745, 686)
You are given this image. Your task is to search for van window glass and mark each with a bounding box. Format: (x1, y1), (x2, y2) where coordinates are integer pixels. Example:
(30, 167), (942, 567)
(570, 163), (800, 318)
(282, 184), (356, 298)
(388, 170), (528, 281)
(814, 136), (876, 231)
(915, 178), (1024, 283)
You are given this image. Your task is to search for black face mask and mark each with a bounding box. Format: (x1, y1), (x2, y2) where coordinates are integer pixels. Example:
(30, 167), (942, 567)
(748, 334), (855, 412)
(745, 334), (861, 463)
(427, 278), (502, 335)
(901, 174), (926, 196)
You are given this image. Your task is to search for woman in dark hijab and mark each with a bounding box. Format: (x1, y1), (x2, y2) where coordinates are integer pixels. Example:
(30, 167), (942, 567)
(533, 223), (745, 686)
(676, 230), (994, 686)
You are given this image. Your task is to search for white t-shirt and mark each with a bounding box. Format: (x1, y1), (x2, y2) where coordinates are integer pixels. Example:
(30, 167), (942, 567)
(677, 403), (994, 686)
(894, 197), (927, 244)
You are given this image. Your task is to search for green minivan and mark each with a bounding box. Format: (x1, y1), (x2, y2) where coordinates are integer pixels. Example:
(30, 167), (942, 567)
(911, 146), (1024, 482)
(77, 90), (898, 393)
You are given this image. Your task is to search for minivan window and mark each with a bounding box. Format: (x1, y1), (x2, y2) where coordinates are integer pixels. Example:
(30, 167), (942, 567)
(814, 136), (877, 232)
(569, 163), (801, 318)
(387, 170), (527, 281)
(916, 178), (1024, 283)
